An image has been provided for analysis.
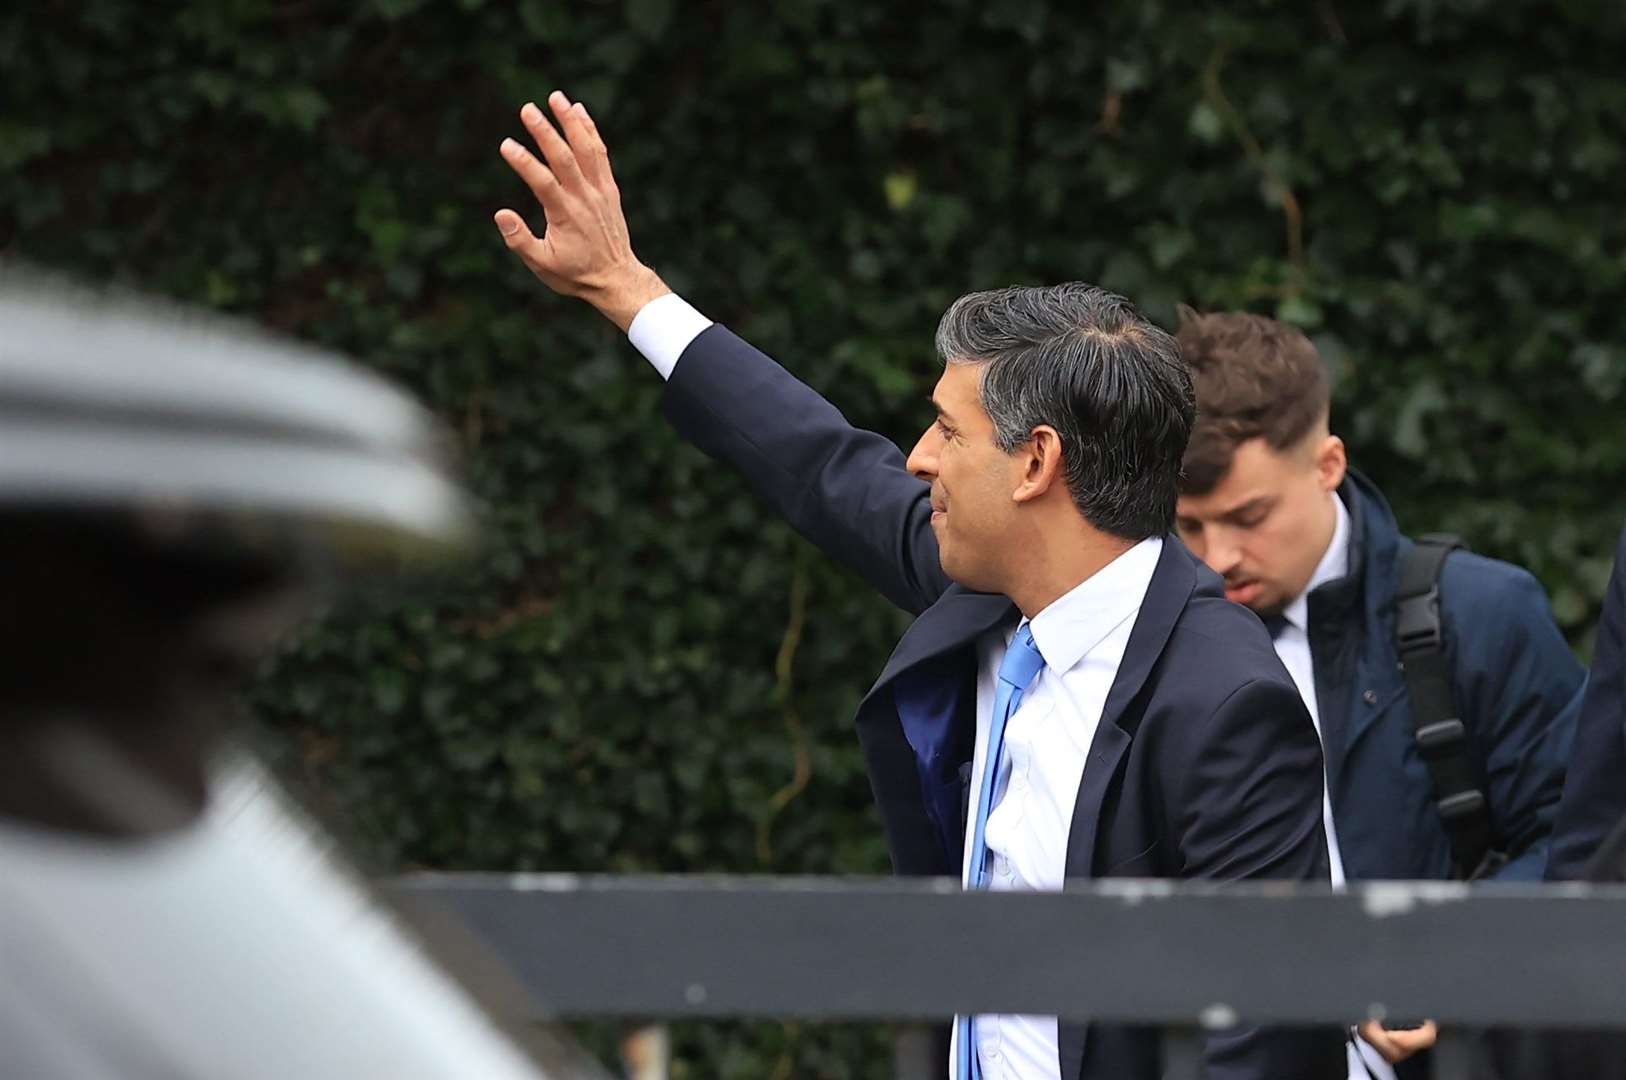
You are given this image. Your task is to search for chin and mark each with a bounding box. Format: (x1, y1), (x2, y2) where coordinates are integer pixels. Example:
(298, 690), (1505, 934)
(1252, 596), (1288, 618)
(937, 550), (996, 594)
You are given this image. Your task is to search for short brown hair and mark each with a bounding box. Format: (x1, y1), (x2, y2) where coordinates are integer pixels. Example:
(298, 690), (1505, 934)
(1176, 309), (1329, 495)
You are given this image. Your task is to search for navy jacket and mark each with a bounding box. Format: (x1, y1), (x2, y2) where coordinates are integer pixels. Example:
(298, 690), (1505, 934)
(1546, 522), (1626, 881)
(660, 325), (1342, 1080)
(1307, 473), (1583, 883)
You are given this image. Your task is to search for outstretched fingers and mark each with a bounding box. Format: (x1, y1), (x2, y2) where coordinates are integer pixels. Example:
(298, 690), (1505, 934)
(500, 137), (566, 223)
(523, 95), (588, 196)
(551, 95), (612, 194)
(494, 87), (649, 312)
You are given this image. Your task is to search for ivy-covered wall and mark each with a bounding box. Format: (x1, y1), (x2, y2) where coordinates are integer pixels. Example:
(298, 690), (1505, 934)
(8, 1), (1626, 1075)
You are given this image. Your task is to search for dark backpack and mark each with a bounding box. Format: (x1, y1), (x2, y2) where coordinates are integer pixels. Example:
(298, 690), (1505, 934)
(1395, 535), (1507, 881)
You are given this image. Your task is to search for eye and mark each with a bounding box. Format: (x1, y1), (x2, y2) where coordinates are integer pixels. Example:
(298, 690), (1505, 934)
(1235, 508), (1270, 529)
(936, 419), (957, 441)
(1175, 519), (1199, 536)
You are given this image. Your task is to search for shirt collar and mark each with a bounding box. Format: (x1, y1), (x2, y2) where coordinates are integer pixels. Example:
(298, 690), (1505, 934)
(1025, 536), (1163, 673)
(1283, 493), (1351, 632)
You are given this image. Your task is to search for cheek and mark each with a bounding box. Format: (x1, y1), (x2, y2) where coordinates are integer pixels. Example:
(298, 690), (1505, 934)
(1254, 518), (1306, 574)
(943, 459), (991, 529)
(934, 449), (956, 497)
(974, 457), (1012, 515)
(1249, 527), (1285, 567)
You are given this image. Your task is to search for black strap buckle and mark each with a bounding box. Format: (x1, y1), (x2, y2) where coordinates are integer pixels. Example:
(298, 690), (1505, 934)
(1437, 789), (1487, 821)
(1415, 718), (1467, 756)
(1395, 584), (1444, 655)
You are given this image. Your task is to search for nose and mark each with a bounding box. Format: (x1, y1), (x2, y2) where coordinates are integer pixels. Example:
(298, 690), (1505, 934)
(1202, 527), (1244, 577)
(906, 425), (941, 481)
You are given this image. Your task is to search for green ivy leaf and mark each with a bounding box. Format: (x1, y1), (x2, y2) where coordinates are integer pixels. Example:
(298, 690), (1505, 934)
(625, 0), (673, 41)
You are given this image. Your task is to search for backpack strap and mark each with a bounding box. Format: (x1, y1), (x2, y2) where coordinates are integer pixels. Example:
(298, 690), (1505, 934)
(1395, 534), (1506, 881)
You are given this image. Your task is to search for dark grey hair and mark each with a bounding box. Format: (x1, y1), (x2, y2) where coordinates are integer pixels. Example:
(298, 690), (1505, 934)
(934, 283), (1195, 540)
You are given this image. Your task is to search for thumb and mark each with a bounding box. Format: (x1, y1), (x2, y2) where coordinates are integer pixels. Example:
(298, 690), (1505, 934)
(493, 208), (547, 269)
(493, 209), (569, 294)
(493, 208), (528, 241)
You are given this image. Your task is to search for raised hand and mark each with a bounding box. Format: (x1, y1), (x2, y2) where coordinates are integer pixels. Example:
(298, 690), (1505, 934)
(494, 90), (668, 331)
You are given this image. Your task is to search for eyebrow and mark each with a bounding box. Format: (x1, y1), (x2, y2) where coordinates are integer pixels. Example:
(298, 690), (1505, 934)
(929, 395), (956, 425)
(1217, 496), (1275, 523)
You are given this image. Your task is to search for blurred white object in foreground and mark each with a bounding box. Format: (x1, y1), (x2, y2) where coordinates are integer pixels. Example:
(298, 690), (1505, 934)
(0, 757), (553, 1079)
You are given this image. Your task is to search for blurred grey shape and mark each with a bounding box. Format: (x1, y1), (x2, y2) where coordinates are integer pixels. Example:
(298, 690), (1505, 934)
(0, 268), (470, 563)
(0, 270), (602, 1078)
(0, 757), (561, 1079)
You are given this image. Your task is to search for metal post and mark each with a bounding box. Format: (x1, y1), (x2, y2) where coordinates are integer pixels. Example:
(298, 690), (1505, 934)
(1430, 1028), (1471, 1080)
(1162, 1025), (1204, 1080)
(893, 1023), (937, 1080)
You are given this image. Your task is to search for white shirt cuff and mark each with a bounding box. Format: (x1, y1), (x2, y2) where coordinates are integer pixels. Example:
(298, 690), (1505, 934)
(626, 293), (713, 380)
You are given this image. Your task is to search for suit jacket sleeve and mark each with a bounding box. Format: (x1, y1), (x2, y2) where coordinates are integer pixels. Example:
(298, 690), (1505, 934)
(1547, 526), (1626, 880)
(1440, 555), (1587, 881)
(1174, 677), (1331, 883)
(659, 324), (952, 615)
(1174, 676), (1342, 1080)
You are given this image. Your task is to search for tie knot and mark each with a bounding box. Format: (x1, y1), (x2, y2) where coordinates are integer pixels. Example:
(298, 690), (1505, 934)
(1262, 612), (1291, 640)
(997, 622), (1046, 690)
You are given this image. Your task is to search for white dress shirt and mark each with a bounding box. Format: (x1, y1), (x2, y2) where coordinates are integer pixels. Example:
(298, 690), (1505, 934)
(1271, 496), (1395, 1080)
(957, 537), (1161, 1080)
(624, 294), (1158, 1080)
(1272, 493), (1352, 890)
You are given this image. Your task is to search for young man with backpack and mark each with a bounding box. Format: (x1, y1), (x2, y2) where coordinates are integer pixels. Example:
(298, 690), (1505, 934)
(1170, 310), (1585, 1079)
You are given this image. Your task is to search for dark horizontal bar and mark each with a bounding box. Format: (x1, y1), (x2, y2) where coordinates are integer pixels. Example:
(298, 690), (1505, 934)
(388, 874), (1626, 1028)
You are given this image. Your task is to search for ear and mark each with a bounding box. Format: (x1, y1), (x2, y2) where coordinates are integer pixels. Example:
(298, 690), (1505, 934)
(1012, 425), (1064, 504)
(1315, 434), (1347, 493)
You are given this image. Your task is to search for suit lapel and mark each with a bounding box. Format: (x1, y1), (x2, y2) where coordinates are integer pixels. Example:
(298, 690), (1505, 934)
(886, 552), (1196, 875)
(1063, 539), (1198, 879)
(865, 586), (1017, 704)
(862, 586), (1016, 869)
(885, 545), (1200, 879)
(1057, 540), (1198, 1080)
(874, 557), (1200, 1080)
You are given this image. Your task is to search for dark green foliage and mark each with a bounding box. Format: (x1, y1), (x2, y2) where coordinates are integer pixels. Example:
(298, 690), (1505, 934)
(7, 2), (1625, 1074)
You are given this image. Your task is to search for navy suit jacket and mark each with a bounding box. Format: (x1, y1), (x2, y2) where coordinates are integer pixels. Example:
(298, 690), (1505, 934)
(661, 324), (1342, 1080)
(1547, 523), (1626, 880)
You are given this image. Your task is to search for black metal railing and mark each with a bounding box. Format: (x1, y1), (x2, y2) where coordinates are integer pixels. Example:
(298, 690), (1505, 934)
(392, 874), (1626, 1080)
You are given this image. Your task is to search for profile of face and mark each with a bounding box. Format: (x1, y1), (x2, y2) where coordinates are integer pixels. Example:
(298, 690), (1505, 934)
(1174, 434), (1346, 616)
(905, 362), (1031, 592)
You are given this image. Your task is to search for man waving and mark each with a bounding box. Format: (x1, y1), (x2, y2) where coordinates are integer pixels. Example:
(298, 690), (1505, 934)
(494, 91), (1341, 1080)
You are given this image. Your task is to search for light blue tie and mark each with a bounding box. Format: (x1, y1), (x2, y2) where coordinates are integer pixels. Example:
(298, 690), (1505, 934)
(956, 622), (1047, 1080)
